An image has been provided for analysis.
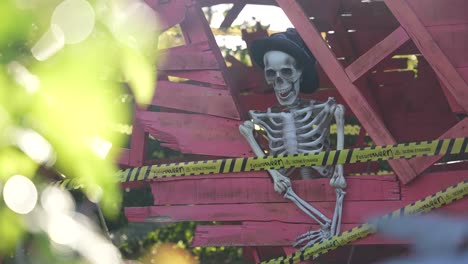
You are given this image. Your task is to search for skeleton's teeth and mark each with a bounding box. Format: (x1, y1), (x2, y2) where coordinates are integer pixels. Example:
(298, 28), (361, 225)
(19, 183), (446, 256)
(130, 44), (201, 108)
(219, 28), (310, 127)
(279, 87), (294, 98)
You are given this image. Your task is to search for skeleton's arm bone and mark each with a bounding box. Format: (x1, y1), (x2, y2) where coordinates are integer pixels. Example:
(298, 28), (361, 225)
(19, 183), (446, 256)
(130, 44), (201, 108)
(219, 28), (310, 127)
(334, 104), (345, 151)
(239, 120), (291, 193)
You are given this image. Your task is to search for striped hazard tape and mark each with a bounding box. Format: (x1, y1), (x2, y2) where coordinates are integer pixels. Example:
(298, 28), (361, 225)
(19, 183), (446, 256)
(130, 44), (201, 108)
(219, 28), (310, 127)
(54, 137), (468, 188)
(259, 180), (468, 264)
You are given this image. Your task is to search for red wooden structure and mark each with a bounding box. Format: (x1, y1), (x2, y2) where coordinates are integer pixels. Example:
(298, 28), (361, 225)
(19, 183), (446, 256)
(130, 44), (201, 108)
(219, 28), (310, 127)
(123, 0), (468, 263)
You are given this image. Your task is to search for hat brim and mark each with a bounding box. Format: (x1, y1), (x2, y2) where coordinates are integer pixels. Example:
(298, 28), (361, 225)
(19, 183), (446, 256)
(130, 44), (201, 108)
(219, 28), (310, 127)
(250, 37), (319, 93)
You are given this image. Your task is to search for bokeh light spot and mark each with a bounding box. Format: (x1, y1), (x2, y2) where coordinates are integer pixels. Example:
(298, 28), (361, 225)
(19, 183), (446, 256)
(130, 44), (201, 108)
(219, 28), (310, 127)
(51, 0), (95, 44)
(7, 61), (40, 93)
(41, 186), (75, 214)
(3, 175), (38, 214)
(48, 214), (80, 245)
(142, 243), (197, 264)
(110, 1), (158, 49)
(16, 129), (54, 165)
(31, 24), (65, 61)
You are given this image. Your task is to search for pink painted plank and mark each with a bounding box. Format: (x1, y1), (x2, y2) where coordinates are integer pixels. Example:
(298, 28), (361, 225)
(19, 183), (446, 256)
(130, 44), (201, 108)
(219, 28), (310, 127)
(341, 15), (400, 31)
(160, 41), (210, 54)
(349, 30), (399, 58)
(127, 200), (407, 224)
(374, 57), (410, 72)
(191, 222), (408, 247)
(162, 70), (227, 86)
(406, 0), (468, 27)
(151, 171), (270, 182)
(191, 200), (466, 248)
(159, 50), (220, 71)
(117, 148), (130, 166)
(129, 109), (147, 167)
(137, 111), (251, 157)
(152, 81), (240, 119)
(428, 23), (468, 69)
(243, 247), (261, 263)
(125, 206), (150, 222)
(369, 71), (416, 86)
(385, 0), (468, 113)
(457, 67), (468, 89)
(345, 27), (410, 82)
(179, 4), (245, 118)
(401, 169), (468, 201)
(144, 0), (190, 31)
(276, 0), (417, 183)
(199, 0), (274, 6)
(408, 119), (468, 174)
(373, 69), (459, 142)
(150, 176), (399, 205)
(438, 68), (465, 113)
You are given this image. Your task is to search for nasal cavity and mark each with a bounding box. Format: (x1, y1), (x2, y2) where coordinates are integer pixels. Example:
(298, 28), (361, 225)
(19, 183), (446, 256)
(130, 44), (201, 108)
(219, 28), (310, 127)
(276, 76), (284, 84)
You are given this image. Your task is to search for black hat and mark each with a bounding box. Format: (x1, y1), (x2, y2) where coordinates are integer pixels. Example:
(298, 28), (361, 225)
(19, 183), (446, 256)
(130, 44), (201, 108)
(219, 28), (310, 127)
(250, 28), (319, 93)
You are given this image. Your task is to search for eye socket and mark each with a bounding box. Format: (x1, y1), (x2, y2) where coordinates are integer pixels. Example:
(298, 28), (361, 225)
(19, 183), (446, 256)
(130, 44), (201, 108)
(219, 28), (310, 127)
(280, 68), (293, 77)
(265, 69), (276, 78)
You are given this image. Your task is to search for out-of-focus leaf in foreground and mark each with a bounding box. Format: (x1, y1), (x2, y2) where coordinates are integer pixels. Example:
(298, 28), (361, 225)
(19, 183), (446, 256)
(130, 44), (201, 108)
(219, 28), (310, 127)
(0, 0), (159, 259)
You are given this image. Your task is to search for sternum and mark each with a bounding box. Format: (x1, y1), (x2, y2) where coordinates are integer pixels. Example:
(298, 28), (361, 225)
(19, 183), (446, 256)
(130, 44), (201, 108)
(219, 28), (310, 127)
(282, 113), (298, 153)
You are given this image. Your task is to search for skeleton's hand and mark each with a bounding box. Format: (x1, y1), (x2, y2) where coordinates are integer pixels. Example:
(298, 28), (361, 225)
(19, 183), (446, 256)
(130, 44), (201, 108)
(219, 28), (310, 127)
(239, 120), (255, 138)
(330, 165), (346, 189)
(270, 170), (291, 194)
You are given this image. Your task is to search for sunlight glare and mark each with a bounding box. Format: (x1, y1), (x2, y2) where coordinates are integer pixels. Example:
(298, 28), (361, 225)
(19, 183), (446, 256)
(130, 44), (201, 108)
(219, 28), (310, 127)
(110, 0), (158, 49)
(87, 136), (112, 159)
(3, 175), (38, 214)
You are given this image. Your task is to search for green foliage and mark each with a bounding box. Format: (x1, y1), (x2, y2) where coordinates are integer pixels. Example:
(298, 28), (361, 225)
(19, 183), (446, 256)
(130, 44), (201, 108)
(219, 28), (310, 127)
(0, 0), (158, 260)
(119, 221), (246, 264)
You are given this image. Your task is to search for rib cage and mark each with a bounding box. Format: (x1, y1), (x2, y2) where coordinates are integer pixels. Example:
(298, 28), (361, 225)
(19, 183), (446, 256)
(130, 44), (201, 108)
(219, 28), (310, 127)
(250, 98), (337, 177)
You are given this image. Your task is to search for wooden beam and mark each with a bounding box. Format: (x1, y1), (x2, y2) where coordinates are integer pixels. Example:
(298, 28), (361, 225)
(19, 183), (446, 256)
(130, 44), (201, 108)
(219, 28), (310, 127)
(408, 118), (468, 174)
(149, 176), (399, 205)
(128, 108), (147, 166)
(345, 27), (410, 82)
(137, 111), (252, 157)
(275, 0), (417, 183)
(159, 51), (220, 71)
(401, 169), (468, 201)
(162, 70), (227, 86)
(384, 0), (468, 113)
(126, 201), (407, 223)
(180, 4), (245, 119)
(191, 222), (409, 247)
(117, 148), (130, 166)
(152, 80), (240, 119)
(220, 2), (246, 28)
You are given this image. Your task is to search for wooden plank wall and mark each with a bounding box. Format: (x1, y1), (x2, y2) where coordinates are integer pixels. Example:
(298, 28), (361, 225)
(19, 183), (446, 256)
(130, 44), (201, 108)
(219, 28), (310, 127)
(125, 170), (468, 247)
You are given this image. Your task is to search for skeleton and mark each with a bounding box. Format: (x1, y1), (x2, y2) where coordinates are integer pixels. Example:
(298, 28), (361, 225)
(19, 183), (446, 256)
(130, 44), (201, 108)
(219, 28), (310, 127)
(239, 50), (347, 250)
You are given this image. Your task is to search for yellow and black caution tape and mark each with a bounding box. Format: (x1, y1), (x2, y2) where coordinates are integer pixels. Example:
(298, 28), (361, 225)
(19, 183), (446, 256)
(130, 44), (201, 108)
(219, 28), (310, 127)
(54, 137), (468, 188)
(259, 180), (468, 264)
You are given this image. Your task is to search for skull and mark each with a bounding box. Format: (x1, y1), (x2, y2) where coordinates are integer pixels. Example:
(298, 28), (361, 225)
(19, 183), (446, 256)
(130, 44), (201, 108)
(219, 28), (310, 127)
(263, 50), (303, 106)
